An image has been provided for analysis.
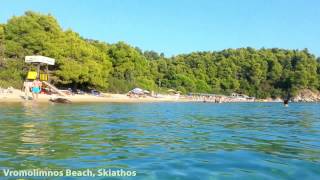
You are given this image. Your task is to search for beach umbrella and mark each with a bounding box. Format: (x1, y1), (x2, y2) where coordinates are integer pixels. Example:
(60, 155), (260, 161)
(131, 88), (144, 94)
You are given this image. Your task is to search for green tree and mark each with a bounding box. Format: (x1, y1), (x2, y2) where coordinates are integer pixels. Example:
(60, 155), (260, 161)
(1, 11), (320, 98)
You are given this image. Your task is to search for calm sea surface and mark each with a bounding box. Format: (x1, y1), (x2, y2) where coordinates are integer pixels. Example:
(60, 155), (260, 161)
(0, 102), (319, 179)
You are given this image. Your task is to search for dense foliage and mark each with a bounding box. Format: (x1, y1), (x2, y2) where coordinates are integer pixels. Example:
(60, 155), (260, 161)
(0, 11), (319, 98)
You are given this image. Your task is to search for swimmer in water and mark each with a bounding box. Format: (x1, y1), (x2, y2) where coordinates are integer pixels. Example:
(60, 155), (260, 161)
(283, 99), (289, 107)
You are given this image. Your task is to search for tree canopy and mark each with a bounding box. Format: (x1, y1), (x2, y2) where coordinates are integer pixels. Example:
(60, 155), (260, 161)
(0, 11), (319, 98)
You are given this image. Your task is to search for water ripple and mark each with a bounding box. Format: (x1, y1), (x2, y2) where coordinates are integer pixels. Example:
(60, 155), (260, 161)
(0, 102), (319, 179)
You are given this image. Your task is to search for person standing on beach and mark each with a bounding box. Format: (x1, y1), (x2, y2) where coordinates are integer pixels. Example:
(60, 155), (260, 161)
(23, 80), (32, 100)
(31, 79), (42, 101)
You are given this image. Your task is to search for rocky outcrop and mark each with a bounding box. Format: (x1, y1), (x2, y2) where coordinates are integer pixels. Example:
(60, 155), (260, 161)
(291, 89), (320, 102)
(49, 97), (72, 103)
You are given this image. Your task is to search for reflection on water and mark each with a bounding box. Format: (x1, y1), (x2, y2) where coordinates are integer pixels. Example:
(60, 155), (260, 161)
(0, 102), (320, 179)
(17, 122), (49, 156)
(16, 102), (50, 156)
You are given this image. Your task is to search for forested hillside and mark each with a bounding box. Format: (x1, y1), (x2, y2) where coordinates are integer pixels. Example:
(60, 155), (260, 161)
(0, 11), (319, 98)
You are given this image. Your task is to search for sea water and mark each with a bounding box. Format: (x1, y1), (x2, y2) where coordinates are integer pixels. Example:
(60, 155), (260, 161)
(0, 102), (319, 179)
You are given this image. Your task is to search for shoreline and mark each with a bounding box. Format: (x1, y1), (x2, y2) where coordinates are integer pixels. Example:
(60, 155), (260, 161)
(0, 90), (191, 103)
(1, 90), (319, 104)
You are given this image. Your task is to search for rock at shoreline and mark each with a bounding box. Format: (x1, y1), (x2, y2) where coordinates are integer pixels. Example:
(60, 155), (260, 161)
(49, 97), (72, 103)
(292, 89), (320, 102)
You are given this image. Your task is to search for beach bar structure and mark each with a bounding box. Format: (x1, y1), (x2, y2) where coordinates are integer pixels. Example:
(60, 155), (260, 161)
(25, 55), (55, 65)
(24, 55), (66, 96)
(25, 55), (55, 80)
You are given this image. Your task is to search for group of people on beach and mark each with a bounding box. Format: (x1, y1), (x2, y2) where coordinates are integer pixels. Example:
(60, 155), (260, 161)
(23, 79), (42, 101)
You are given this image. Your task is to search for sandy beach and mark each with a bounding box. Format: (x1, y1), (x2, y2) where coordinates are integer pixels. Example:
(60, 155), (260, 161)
(3, 88), (315, 104)
(0, 89), (188, 103)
